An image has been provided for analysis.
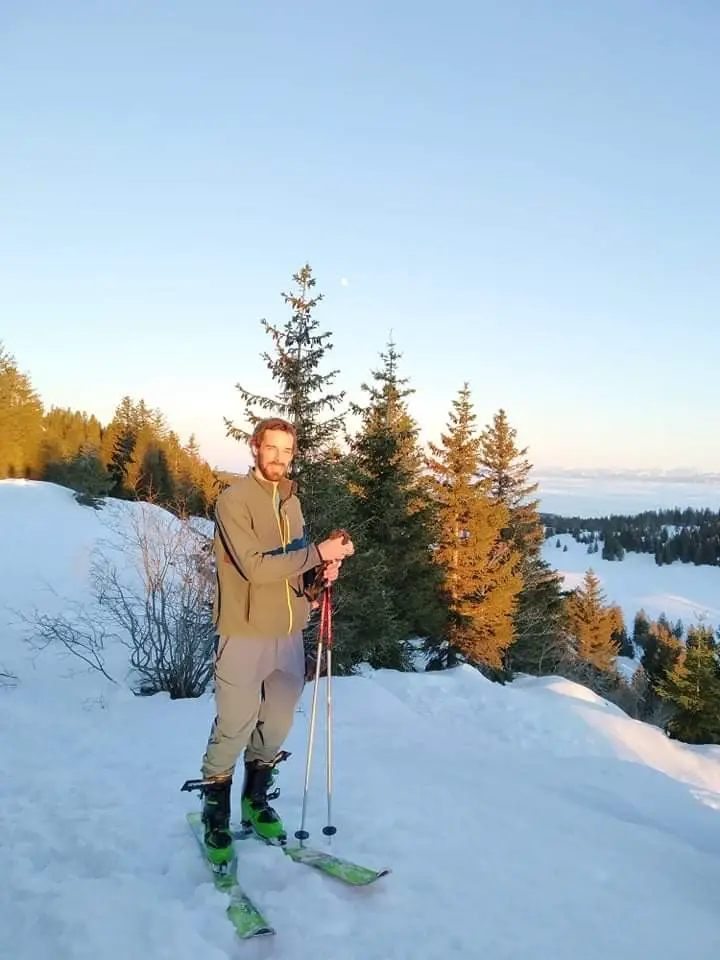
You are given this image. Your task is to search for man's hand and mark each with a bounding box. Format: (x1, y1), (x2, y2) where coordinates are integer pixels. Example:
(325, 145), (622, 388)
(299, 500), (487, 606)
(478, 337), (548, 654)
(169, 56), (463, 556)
(323, 559), (341, 584)
(318, 528), (355, 562)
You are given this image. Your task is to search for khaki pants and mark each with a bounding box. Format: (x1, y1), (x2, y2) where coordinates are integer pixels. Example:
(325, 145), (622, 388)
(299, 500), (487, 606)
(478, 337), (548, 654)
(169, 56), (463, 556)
(201, 631), (305, 779)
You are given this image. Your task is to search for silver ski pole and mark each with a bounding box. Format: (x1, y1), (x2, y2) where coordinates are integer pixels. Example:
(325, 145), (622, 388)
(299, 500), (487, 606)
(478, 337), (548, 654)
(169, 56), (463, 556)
(322, 585), (336, 840)
(294, 589), (327, 846)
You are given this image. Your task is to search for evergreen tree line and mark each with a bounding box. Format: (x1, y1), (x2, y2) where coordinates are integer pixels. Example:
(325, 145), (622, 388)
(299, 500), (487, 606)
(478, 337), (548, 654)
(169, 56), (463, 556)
(214, 263), (720, 745)
(628, 609), (720, 745)
(5, 265), (719, 746)
(0, 343), (218, 514)
(543, 508), (720, 567)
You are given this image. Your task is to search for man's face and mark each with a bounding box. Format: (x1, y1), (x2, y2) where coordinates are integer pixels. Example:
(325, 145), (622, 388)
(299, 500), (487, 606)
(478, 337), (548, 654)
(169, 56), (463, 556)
(253, 428), (295, 482)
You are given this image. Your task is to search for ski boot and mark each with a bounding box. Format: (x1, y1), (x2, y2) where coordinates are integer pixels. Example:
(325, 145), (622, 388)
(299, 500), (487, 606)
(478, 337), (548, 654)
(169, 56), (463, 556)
(240, 756), (289, 844)
(266, 750), (291, 802)
(200, 774), (233, 866)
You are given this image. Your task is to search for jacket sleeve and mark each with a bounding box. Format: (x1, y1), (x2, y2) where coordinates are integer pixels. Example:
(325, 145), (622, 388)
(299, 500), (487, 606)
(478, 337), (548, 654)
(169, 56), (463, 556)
(215, 490), (323, 584)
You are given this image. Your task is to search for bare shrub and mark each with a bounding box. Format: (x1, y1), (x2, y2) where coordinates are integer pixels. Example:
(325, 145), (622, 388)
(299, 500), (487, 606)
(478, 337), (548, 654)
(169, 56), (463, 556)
(29, 599), (120, 685)
(25, 501), (216, 699)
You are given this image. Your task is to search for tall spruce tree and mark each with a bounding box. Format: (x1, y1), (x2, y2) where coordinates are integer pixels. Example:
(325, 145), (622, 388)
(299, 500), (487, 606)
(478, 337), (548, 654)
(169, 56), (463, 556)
(103, 396), (137, 496)
(425, 384), (522, 671)
(638, 614), (684, 720)
(39, 407), (104, 474)
(0, 342), (44, 479)
(478, 408), (542, 556)
(341, 338), (444, 670)
(632, 609), (652, 649)
(477, 407), (566, 675)
(566, 569), (620, 672)
(505, 557), (572, 676)
(656, 625), (720, 744)
(223, 264), (346, 490)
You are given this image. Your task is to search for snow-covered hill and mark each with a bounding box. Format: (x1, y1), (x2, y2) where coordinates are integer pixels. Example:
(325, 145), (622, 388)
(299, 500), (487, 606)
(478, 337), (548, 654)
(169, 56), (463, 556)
(2, 481), (720, 960)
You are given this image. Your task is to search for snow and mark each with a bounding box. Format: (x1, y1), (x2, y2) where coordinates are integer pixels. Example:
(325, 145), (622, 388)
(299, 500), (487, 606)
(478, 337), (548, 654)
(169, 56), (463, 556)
(2, 479), (720, 959)
(542, 532), (720, 632)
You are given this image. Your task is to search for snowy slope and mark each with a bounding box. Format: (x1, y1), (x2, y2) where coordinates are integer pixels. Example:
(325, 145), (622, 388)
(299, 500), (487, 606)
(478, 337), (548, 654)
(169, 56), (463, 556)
(2, 481), (720, 960)
(542, 532), (720, 632)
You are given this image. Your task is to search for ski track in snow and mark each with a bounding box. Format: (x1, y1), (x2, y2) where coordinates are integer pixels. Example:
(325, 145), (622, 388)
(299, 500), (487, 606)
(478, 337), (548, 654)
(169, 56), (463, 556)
(1, 480), (720, 959)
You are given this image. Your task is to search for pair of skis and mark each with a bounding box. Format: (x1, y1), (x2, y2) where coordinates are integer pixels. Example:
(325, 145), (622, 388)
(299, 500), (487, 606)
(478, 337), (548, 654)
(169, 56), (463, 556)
(188, 811), (389, 940)
(185, 584), (390, 941)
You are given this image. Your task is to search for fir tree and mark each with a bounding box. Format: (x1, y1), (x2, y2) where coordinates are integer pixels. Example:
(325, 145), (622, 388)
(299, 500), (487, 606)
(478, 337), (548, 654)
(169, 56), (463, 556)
(39, 407), (104, 474)
(632, 609), (651, 649)
(0, 343), (44, 479)
(425, 383), (522, 671)
(607, 604), (631, 656)
(45, 446), (112, 507)
(477, 408), (565, 674)
(224, 264), (346, 487)
(343, 338), (443, 669)
(656, 626), (720, 744)
(104, 396), (137, 496)
(506, 556), (571, 675)
(307, 451), (404, 674)
(565, 569), (620, 672)
(478, 408), (542, 557)
(640, 615), (684, 717)
(170, 432), (219, 516)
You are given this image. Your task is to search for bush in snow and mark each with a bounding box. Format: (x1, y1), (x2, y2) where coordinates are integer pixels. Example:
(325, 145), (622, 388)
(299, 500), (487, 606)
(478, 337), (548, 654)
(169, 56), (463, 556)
(27, 501), (216, 699)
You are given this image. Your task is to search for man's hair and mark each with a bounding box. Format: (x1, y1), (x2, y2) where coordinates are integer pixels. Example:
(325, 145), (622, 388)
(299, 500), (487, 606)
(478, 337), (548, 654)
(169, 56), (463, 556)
(251, 417), (297, 451)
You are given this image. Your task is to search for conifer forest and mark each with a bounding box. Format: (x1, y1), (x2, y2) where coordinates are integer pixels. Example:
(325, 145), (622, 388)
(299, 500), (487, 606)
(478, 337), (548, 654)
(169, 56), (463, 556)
(3, 264), (720, 745)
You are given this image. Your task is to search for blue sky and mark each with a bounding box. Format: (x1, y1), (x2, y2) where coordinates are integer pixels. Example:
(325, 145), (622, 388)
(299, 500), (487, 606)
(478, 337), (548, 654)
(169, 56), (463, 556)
(2, 0), (719, 474)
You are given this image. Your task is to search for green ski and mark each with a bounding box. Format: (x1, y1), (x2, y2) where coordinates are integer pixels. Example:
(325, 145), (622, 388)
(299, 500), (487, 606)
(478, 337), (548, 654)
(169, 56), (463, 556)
(283, 843), (391, 885)
(233, 824), (390, 886)
(187, 812), (275, 940)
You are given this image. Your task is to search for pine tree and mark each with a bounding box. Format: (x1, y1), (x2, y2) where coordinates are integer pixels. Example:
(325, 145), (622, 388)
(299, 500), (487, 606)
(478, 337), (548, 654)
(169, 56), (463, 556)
(565, 569), (620, 672)
(170, 432), (219, 516)
(342, 338), (444, 669)
(0, 343), (44, 479)
(100, 396), (215, 512)
(51, 446), (112, 507)
(307, 451), (404, 674)
(607, 604), (631, 656)
(104, 396), (137, 496)
(478, 408), (542, 557)
(632, 609), (651, 649)
(656, 626), (720, 744)
(425, 383), (522, 670)
(477, 408), (565, 674)
(506, 556), (571, 675)
(636, 614), (685, 721)
(39, 407), (104, 475)
(223, 264), (346, 487)
(641, 615), (684, 689)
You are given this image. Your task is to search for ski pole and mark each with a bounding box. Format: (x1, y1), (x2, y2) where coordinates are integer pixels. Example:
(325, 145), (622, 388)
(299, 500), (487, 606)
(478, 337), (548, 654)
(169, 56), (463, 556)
(294, 584), (328, 846)
(322, 585), (336, 840)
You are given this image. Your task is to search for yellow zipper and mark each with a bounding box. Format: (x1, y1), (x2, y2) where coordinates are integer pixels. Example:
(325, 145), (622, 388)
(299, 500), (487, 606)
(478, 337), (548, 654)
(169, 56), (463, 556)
(272, 484), (294, 635)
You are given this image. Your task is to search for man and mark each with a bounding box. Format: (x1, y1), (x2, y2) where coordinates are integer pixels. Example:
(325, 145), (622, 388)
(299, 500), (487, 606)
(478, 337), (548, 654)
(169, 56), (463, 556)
(197, 416), (354, 865)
